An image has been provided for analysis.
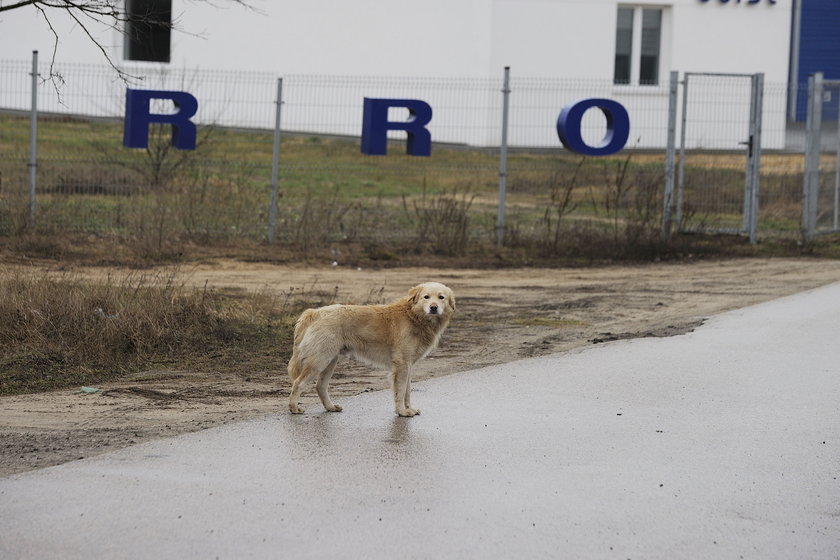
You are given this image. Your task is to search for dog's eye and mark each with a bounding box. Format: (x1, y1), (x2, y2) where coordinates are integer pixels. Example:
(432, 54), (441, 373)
(423, 295), (430, 299)
(438, 295), (445, 300)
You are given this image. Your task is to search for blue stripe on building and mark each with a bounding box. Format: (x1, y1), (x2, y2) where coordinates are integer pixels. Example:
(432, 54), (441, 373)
(796, 0), (840, 121)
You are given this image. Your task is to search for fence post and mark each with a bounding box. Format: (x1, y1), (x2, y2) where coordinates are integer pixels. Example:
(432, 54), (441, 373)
(834, 91), (840, 231)
(803, 72), (822, 242)
(675, 73), (690, 232)
(662, 71), (679, 241)
(268, 77), (283, 244)
(745, 73), (763, 244)
(28, 50), (38, 229)
(496, 66), (511, 246)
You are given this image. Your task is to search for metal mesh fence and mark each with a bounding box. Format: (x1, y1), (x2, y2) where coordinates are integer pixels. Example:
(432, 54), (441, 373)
(284, 75), (501, 146)
(802, 76), (840, 238)
(0, 58), (823, 252)
(675, 75), (800, 239)
(1, 59), (278, 239)
(282, 75), (676, 149)
(676, 74), (756, 235)
(0, 60), (278, 128)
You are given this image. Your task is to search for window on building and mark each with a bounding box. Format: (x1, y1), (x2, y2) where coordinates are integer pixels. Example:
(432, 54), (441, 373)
(124, 0), (172, 63)
(614, 8), (634, 85)
(614, 6), (663, 86)
(640, 9), (661, 84)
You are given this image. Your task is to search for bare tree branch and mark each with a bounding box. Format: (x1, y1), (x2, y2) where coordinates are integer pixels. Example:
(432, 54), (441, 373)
(1, 1), (258, 93)
(33, 4), (67, 99)
(0, 1), (43, 13)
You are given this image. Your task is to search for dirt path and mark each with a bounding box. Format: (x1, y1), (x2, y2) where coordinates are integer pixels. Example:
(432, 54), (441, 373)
(2, 257), (839, 477)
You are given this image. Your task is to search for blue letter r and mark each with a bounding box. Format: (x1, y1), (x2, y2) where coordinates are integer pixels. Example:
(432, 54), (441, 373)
(124, 89), (199, 150)
(361, 98), (433, 156)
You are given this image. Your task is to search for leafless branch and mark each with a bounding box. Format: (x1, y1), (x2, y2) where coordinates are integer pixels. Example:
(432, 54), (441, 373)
(1, 1), (258, 94)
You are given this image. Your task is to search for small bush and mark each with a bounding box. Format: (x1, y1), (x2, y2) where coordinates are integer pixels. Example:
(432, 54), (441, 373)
(404, 186), (476, 256)
(0, 269), (303, 395)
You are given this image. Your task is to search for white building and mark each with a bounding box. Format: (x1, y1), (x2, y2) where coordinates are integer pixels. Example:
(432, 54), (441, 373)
(0, 0), (794, 148)
(0, 0), (791, 82)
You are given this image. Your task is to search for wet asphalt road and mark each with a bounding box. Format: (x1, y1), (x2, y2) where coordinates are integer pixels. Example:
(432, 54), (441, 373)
(1, 283), (839, 559)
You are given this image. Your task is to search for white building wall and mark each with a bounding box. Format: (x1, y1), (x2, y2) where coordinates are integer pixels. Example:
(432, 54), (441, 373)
(669, 0), (791, 149)
(0, 0), (793, 148)
(484, 0), (791, 148)
(169, 0), (495, 77)
(0, 0), (495, 77)
(487, 0), (790, 83)
(0, 0), (792, 80)
(671, 0), (790, 83)
(489, 0), (617, 80)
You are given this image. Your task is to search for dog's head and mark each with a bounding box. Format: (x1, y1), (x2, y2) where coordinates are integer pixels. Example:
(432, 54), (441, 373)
(407, 282), (456, 318)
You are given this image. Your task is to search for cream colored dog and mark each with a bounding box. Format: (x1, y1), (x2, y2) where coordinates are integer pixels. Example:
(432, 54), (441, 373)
(287, 282), (455, 417)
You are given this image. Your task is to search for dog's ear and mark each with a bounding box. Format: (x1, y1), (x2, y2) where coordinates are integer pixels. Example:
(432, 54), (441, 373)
(448, 291), (457, 311)
(407, 285), (423, 304)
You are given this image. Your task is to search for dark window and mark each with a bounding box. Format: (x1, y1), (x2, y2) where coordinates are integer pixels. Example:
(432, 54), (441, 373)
(613, 7), (634, 85)
(124, 0), (172, 63)
(640, 9), (662, 85)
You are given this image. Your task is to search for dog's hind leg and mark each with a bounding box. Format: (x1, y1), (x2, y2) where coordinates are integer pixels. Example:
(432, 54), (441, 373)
(288, 371), (310, 414)
(288, 359), (322, 414)
(288, 325), (341, 414)
(316, 356), (342, 412)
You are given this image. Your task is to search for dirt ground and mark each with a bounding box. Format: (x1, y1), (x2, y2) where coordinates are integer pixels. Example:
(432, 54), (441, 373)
(2, 257), (840, 477)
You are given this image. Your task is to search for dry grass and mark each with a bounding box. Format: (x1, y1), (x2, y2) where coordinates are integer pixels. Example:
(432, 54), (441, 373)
(0, 268), (350, 395)
(0, 113), (831, 263)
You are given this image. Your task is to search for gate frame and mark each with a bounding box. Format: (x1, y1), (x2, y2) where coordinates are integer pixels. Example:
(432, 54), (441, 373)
(802, 72), (840, 241)
(666, 72), (764, 244)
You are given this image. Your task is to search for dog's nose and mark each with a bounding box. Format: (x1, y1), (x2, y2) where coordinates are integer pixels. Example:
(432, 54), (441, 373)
(429, 304), (438, 314)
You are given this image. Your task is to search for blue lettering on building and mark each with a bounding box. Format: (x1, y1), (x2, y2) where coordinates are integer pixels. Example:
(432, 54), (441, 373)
(360, 98), (433, 156)
(556, 98), (630, 156)
(124, 89), (199, 150)
(119, 90), (630, 157)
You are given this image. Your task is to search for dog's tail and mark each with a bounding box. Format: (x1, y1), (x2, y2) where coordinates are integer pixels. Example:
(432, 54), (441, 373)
(293, 309), (319, 346)
(287, 309), (319, 381)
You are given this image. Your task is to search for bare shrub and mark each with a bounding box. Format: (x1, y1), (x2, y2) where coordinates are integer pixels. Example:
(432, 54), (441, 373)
(89, 122), (214, 193)
(286, 188), (358, 252)
(539, 158), (584, 255)
(516, 153), (665, 259)
(622, 169), (664, 249)
(591, 152), (634, 245)
(174, 163), (266, 243)
(0, 268), (294, 394)
(404, 185), (476, 256)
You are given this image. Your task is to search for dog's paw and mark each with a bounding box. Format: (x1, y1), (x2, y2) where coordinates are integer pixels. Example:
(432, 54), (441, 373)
(325, 404), (343, 412)
(289, 404), (305, 414)
(396, 407), (421, 417)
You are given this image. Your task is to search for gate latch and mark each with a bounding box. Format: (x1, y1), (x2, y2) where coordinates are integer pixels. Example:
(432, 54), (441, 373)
(739, 136), (754, 157)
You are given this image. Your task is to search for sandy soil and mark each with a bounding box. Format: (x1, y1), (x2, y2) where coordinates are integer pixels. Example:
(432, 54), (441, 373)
(2, 257), (840, 477)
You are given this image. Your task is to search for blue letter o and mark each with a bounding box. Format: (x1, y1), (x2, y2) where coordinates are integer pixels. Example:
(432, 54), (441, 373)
(556, 98), (630, 156)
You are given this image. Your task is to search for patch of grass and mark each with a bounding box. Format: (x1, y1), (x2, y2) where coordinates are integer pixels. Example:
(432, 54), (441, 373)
(0, 268), (339, 395)
(1, 113), (834, 261)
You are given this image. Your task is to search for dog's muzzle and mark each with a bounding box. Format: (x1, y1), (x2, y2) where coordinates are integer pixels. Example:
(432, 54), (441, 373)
(428, 304), (439, 315)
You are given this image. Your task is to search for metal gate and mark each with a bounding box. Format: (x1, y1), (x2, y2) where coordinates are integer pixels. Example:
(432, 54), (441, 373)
(669, 72), (764, 243)
(802, 72), (840, 240)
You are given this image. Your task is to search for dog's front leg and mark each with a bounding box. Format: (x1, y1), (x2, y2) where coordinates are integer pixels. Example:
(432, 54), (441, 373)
(404, 374), (413, 411)
(391, 359), (420, 417)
